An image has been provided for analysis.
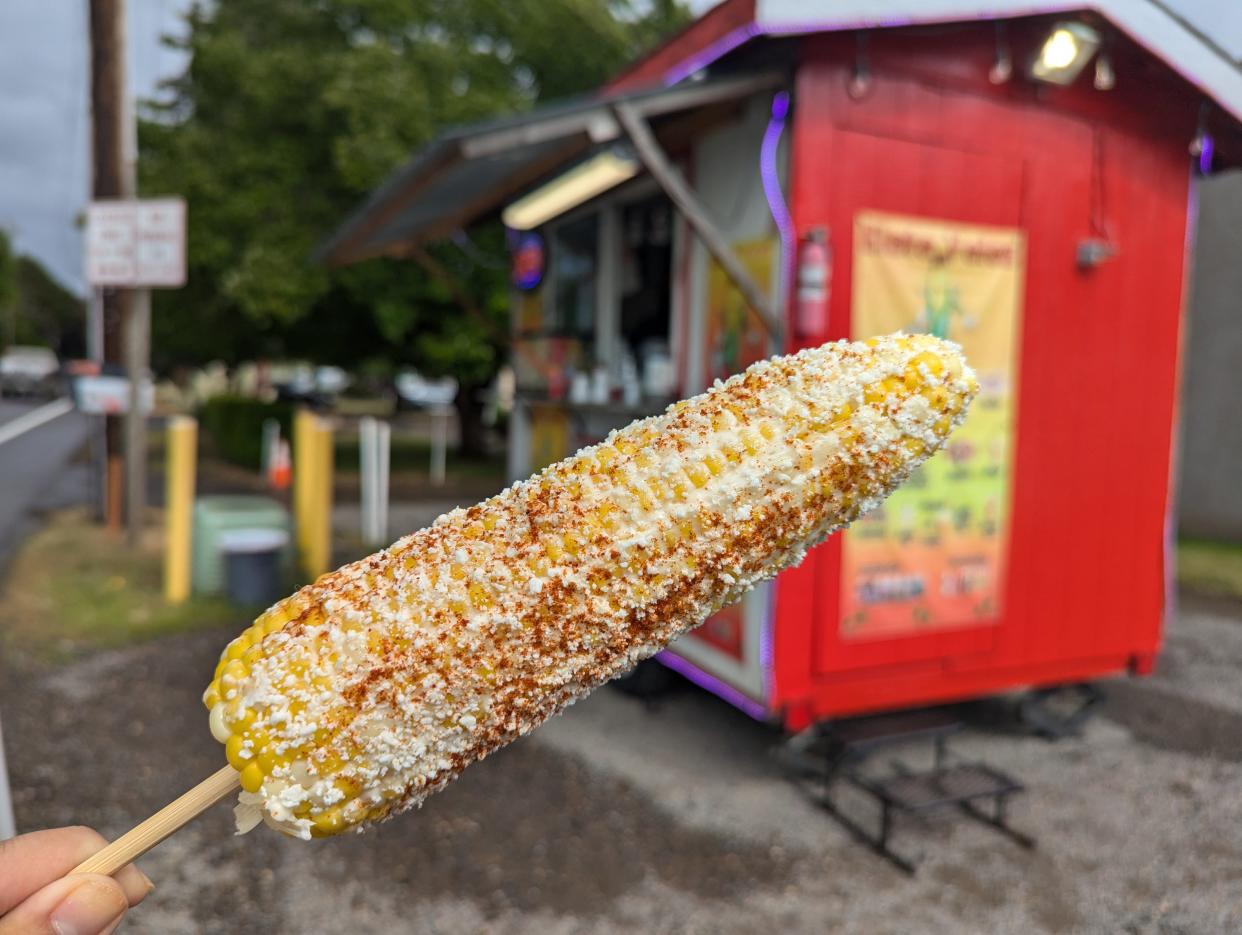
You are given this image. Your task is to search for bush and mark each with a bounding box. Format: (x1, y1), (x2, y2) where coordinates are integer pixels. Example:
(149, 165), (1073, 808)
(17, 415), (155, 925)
(199, 395), (293, 470)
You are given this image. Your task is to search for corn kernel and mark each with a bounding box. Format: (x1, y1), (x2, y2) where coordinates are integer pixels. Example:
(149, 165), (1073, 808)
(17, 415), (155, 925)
(467, 582), (493, 609)
(686, 464), (710, 488)
(910, 350), (944, 377)
(312, 807), (345, 835)
(256, 750), (285, 775)
(225, 734), (248, 770)
(240, 762), (265, 793)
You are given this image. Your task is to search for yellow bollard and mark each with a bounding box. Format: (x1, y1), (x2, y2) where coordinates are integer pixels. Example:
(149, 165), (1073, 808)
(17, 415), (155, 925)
(293, 409), (333, 581)
(310, 417), (334, 579)
(163, 415), (197, 603)
(293, 408), (313, 576)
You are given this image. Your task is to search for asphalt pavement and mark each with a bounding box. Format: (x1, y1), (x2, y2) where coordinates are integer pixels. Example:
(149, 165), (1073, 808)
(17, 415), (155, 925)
(0, 397), (91, 569)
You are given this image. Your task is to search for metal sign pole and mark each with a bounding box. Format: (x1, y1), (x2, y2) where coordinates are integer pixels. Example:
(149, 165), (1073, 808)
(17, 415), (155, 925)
(124, 286), (150, 546)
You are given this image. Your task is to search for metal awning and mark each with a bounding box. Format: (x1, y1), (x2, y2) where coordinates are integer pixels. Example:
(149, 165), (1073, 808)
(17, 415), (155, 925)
(315, 71), (783, 267)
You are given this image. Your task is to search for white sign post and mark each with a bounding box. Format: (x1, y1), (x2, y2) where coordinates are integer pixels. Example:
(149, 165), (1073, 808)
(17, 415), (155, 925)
(0, 712), (14, 839)
(85, 198), (186, 548)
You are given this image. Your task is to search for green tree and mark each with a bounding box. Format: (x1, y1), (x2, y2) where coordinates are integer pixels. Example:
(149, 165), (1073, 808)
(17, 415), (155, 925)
(140, 0), (689, 454)
(0, 234), (81, 355)
(14, 256), (87, 357)
(0, 231), (16, 348)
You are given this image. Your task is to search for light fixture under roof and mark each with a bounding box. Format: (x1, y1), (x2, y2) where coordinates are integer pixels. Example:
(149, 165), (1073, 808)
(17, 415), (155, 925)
(1030, 22), (1101, 86)
(502, 148), (640, 231)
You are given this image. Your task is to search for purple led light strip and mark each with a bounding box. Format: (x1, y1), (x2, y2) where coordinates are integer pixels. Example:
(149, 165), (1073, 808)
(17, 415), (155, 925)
(663, 23), (761, 86)
(655, 650), (770, 721)
(760, 89), (795, 287)
(1198, 133), (1214, 175)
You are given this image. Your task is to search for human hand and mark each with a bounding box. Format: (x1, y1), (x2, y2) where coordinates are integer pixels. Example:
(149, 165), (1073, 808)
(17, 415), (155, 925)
(0, 827), (152, 934)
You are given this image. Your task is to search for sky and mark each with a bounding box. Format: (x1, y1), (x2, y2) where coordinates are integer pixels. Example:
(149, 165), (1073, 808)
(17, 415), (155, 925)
(0, 0), (189, 295)
(0, 0), (1238, 298)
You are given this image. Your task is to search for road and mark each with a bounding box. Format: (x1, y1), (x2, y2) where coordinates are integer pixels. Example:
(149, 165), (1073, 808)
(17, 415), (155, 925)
(0, 397), (91, 569)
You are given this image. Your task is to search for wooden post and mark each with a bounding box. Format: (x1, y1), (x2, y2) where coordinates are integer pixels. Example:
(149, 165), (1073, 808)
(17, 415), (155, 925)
(611, 101), (783, 344)
(89, 0), (137, 531)
(162, 415), (196, 603)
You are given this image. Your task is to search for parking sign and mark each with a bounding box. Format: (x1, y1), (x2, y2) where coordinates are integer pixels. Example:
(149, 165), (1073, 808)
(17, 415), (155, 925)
(86, 198), (186, 288)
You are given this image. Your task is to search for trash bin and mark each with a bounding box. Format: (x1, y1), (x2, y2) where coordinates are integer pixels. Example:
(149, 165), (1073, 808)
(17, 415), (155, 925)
(191, 496), (291, 596)
(219, 528), (289, 608)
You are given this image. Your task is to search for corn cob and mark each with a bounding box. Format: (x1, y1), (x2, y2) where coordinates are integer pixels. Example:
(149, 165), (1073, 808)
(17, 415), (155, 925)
(204, 332), (977, 839)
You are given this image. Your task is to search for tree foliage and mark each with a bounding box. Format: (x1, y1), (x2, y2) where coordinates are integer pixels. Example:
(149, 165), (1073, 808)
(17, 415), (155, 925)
(140, 0), (690, 385)
(0, 231), (16, 338)
(0, 229), (85, 356)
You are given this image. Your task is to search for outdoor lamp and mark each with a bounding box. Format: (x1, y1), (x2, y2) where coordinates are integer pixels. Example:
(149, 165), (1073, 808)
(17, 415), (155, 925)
(502, 146), (640, 231)
(1029, 22), (1101, 86)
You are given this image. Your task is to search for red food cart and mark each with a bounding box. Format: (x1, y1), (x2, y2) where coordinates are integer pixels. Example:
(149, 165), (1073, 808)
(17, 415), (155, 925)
(320, 0), (1242, 732)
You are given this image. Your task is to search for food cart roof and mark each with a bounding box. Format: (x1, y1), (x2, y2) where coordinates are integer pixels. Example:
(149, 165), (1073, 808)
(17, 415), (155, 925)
(316, 71), (782, 267)
(613, 0), (1242, 126)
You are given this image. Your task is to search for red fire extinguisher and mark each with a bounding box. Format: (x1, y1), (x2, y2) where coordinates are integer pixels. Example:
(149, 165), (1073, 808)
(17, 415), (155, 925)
(795, 227), (831, 340)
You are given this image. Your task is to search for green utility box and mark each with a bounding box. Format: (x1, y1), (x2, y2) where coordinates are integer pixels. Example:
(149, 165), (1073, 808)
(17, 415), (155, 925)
(191, 496), (292, 596)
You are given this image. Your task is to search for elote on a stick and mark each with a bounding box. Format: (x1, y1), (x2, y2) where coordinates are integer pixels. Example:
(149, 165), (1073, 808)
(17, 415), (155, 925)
(204, 332), (977, 839)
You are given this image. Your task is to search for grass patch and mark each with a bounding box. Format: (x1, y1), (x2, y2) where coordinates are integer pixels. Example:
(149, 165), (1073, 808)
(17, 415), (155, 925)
(1178, 538), (1242, 602)
(0, 508), (240, 661)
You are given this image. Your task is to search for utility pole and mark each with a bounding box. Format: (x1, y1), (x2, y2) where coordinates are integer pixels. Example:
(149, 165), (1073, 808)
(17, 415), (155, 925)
(89, 0), (130, 532)
(90, 0), (148, 544)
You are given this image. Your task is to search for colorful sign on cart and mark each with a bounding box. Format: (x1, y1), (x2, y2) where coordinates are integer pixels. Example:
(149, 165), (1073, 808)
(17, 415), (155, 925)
(704, 236), (776, 384)
(841, 211), (1025, 640)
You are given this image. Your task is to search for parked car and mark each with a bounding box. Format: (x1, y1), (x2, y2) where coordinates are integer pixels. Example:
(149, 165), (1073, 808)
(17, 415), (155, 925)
(395, 370), (457, 409)
(270, 363), (350, 408)
(0, 345), (60, 398)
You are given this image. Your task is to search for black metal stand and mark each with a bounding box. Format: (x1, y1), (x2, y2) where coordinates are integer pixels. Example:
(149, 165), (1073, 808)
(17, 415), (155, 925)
(781, 709), (1036, 874)
(1017, 683), (1104, 739)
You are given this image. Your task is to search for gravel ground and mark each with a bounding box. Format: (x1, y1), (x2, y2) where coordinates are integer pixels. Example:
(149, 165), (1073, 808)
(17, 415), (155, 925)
(2, 592), (1241, 934)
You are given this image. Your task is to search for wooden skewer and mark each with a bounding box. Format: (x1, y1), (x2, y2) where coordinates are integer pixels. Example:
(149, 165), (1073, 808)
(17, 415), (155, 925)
(72, 766), (239, 876)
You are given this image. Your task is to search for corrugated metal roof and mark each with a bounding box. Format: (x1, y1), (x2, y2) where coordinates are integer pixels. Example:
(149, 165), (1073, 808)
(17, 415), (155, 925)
(317, 72), (782, 266)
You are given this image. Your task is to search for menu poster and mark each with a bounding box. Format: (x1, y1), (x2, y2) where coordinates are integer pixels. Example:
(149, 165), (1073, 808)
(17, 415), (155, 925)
(704, 237), (776, 384)
(841, 211), (1025, 640)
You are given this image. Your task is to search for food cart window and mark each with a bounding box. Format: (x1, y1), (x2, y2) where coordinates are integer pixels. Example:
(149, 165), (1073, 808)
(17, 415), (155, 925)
(552, 215), (598, 347)
(619, 195), (673, 360)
